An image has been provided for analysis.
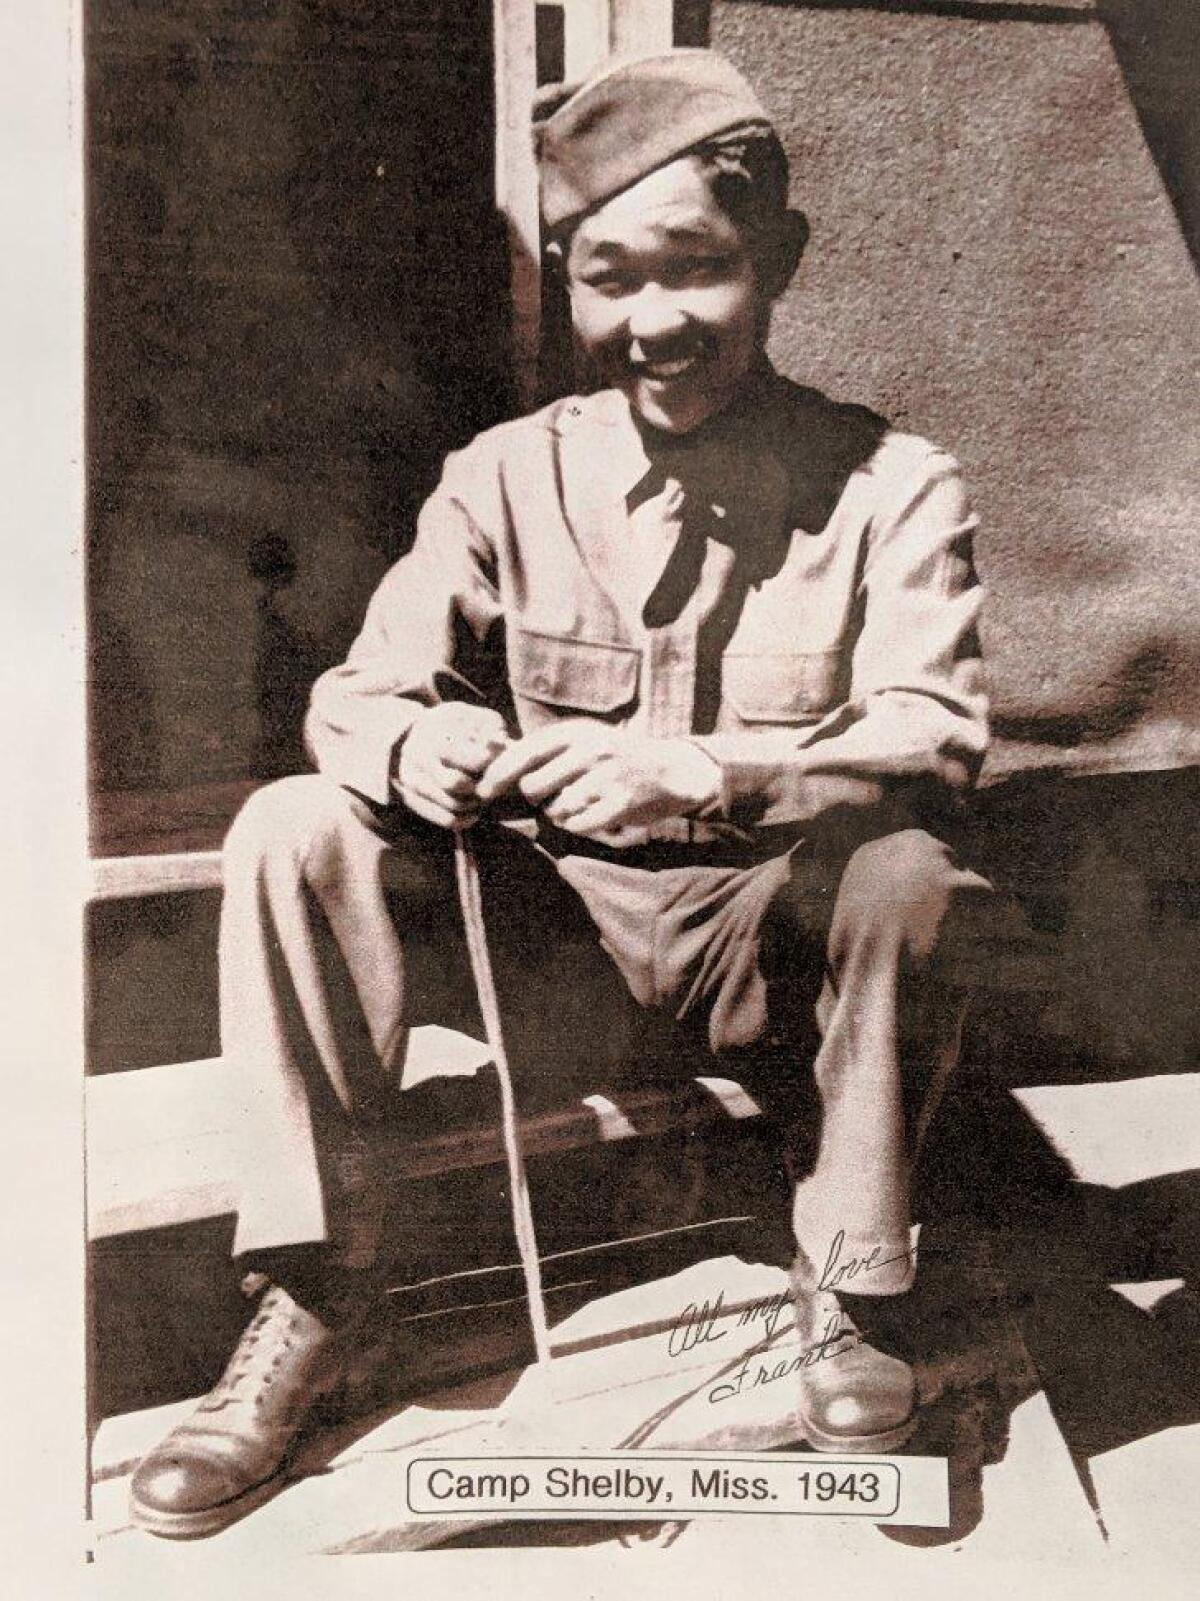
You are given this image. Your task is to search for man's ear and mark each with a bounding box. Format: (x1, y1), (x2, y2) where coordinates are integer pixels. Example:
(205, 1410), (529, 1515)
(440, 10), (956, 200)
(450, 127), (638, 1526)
(760, 208), (809, 300)
(542, 235), (570, 292)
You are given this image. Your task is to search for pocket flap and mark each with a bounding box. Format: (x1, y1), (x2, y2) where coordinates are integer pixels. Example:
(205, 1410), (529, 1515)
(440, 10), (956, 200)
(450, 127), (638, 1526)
(723, 651), (842, 722)
(512, 629), (640, 713)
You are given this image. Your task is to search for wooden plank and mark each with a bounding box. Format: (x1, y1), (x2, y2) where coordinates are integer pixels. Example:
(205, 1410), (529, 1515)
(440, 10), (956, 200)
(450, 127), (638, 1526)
(89, 777), (259, 859)
(562, 0), (609, 80)
(89, 850), (223, 902)
(1014, 1074), (1200, 1188)
(493, 0), (541, 409)
(610, 0), (674, 56)
(86, 1050), (767, 1239)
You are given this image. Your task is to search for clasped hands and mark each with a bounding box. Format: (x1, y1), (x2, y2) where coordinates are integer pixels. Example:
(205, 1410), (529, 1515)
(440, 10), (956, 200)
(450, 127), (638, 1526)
(394, 702), (721, 845)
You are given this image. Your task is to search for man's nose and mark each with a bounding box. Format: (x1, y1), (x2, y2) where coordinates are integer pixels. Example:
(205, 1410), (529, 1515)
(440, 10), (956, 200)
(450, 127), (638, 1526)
(626, 285), (689, 348)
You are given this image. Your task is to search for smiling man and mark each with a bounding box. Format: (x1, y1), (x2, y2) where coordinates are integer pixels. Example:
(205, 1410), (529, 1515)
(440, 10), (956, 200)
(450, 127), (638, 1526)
(131, 49), (992, 1538)
(564, 157), (774, 437)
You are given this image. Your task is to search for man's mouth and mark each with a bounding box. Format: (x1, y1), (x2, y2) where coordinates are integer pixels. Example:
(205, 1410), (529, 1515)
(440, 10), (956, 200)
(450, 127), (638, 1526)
(630, 350), (705, 383)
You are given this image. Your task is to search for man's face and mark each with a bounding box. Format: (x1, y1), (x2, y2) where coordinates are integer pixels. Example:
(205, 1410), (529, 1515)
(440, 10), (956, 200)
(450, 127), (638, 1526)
(565, 158), (766, 437)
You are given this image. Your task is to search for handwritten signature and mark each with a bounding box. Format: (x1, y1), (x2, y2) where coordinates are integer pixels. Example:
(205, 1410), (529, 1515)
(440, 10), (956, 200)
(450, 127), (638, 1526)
(707, 1315), (860, 1404)
(664, 1229), (917, 1402)
(666, 1288), (791, 1359)
(667, 1230), (916, 1360)
(815, 1229), (916, 1293)
(666, 1293), (859, 1403)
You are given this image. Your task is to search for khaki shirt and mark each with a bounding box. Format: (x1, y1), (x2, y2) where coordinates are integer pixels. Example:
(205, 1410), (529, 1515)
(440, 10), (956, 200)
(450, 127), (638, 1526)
(306, 368), (988, 845)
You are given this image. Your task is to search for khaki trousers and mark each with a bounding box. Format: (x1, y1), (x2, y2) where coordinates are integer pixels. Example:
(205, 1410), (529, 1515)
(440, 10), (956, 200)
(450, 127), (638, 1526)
(221, 775), (992, 1297)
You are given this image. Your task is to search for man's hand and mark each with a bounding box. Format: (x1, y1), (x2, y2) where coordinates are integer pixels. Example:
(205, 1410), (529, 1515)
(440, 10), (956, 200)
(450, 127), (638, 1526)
(476, 720), (721, 842)
(394, 703), (509, 829)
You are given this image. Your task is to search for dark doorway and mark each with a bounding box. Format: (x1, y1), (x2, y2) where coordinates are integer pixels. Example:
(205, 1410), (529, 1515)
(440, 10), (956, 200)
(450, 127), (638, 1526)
(87, 0), (515, 853)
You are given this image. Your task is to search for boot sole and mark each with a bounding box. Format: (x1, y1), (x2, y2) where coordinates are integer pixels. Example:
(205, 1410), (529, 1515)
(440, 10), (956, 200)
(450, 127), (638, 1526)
(130, 1466), (289, 1540)
(798, 1408), (918, 1456)
(126, 1311), (391, 1540)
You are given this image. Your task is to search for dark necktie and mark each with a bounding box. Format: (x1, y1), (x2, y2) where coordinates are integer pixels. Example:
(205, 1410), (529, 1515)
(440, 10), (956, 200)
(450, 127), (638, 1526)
(642, 482), (713, 628)
(627, 456), (729, 630)
(630, 406), (791, 629)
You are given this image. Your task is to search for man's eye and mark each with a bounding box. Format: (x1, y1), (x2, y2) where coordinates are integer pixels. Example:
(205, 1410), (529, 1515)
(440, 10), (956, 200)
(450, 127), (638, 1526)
(582, 272), (638, 297)
(672, 256), (727, 286)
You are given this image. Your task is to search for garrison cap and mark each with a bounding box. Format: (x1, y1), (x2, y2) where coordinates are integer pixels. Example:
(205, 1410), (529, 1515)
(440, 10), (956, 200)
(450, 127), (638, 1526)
(534, 48), (776, 232)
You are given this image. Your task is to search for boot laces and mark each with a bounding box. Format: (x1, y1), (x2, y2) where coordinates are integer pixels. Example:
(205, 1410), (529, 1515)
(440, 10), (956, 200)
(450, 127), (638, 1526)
(200, 1287), (303, 1416)
(802, 1288), (862, 1359)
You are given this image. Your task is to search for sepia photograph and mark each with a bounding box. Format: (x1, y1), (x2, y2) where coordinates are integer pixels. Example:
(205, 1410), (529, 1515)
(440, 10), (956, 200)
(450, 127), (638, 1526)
(9, 0), (1199, 1590)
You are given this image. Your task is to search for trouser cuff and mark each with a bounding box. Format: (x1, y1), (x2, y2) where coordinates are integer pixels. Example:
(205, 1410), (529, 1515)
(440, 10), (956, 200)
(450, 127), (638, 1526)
(790, 1226), (919, 1297)
(236, 1245), (385, 1326)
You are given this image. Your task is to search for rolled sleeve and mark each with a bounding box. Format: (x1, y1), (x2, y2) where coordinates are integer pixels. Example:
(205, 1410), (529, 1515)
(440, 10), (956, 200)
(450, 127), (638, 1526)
(304, 452), (502, 804)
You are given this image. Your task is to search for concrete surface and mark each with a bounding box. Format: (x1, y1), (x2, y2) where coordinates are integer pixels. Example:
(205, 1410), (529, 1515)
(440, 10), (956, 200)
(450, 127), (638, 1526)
(88, 1066), (1200, 1578)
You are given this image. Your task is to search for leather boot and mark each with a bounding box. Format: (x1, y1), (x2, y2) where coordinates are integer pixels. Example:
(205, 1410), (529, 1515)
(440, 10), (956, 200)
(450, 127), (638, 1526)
(793, 1284), (918, 1453)
(129, 1284), (371, 1538)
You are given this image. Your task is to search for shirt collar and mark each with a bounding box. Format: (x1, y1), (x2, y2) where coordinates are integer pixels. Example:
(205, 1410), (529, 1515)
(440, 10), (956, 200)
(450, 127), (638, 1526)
(553, 363), (782, 498)
(615, 361), (785, 506)
(554, 365), (892, 541)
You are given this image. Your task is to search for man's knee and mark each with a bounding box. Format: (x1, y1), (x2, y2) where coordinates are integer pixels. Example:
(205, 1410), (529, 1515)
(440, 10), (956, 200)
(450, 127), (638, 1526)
(833, 828), (987, 965)
(224, 775), (380, 888)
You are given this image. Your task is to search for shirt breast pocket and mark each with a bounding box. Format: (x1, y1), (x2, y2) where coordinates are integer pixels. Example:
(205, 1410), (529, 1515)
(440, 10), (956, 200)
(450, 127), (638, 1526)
(722, 650), (843, 726)
(511, 629), (641, 722)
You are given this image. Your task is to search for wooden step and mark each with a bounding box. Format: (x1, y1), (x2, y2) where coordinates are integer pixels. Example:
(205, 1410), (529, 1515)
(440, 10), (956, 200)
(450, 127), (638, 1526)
(89, 1254), (1110, 1561)
(90, 850), (222, 902)
(85, 1032), (791, 1422)
(85, 1029), (770, 1240)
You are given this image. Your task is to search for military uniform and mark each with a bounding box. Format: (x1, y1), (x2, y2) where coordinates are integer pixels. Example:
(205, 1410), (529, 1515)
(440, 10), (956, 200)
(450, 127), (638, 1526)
(224, 366), (991, 1297)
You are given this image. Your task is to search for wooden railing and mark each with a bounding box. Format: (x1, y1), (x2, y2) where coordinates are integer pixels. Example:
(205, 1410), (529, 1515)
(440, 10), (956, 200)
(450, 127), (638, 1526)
(493, 0), (676, 406)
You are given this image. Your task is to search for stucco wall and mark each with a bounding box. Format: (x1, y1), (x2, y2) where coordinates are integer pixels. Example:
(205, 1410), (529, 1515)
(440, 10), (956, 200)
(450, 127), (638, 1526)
(712, 0), (1200, 779)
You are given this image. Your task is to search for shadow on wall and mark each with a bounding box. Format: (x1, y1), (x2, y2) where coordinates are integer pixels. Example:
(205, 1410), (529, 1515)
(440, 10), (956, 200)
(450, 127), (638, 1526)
(246, 534), (324, 780)
(969, 765), (1200, 1083)
(1098, 0), (1200, 270)
(990, 642), (1174, 752)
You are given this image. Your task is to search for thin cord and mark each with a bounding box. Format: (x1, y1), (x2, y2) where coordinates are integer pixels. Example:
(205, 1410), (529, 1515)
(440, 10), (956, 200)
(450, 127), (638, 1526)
(454, 831), (553, 1366)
